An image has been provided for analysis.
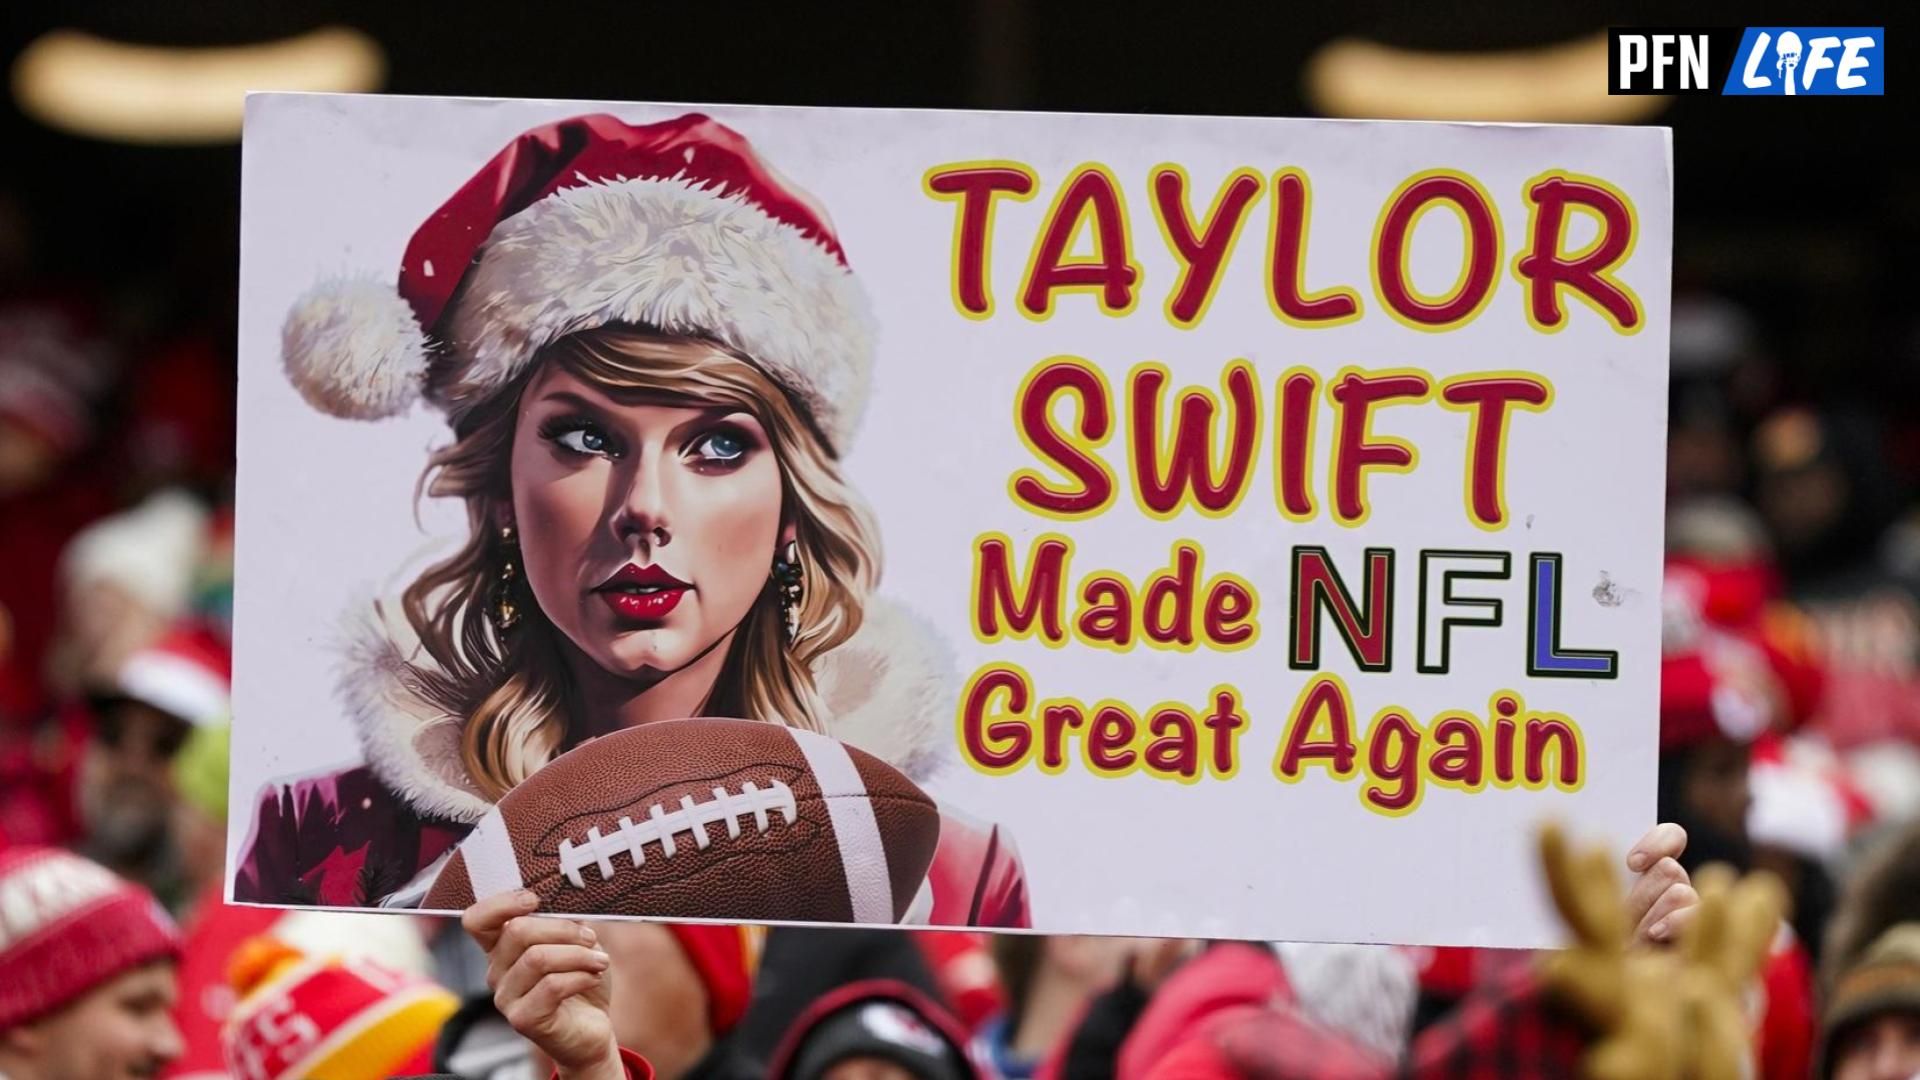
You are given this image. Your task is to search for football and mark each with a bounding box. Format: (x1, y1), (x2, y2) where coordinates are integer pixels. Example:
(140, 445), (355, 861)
(421, 718), (941, 923)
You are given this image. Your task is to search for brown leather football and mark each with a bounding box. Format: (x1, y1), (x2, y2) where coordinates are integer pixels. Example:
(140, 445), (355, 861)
(421, 718), (941, 923)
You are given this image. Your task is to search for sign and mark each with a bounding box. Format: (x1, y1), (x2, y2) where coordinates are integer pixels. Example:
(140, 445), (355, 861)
(231, 93), (1672, 945)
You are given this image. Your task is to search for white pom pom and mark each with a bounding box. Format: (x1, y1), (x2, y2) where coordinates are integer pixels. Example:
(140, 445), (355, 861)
(281, 278), (429, 420)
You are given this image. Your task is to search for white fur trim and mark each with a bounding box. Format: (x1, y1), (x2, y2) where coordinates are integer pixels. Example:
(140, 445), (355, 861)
(440, 177), (874, 451)
(812, 599), (953, 783)
(281, 277), (429, 420)
(338, 599), (493, 824)
(339, 595), (950, 825)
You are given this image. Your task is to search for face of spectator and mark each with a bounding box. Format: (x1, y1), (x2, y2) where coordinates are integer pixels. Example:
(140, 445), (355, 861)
(1831, 1012), (1920, 1080)
(1679, 737), (1752, 843)
(0, 419), (59, 498)
(58, 580), (166, 694)
(82, 701), (189, 859)
(8, 962), (182, 1080)
(822, 1059), (919, 1080)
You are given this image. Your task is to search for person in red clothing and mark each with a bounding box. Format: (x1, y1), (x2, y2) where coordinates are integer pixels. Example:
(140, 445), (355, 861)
(0, 847), (185, 1080)
(236, 112), (1026, 927)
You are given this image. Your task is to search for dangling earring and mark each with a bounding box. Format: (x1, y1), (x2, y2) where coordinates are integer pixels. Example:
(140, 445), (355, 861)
(493, 524), (522, 634)
(772, 540), (803, 644)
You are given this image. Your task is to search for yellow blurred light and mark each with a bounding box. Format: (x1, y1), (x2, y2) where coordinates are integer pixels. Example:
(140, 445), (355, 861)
(11, 26), (384, 145)
(1304, 32), (1670, 124)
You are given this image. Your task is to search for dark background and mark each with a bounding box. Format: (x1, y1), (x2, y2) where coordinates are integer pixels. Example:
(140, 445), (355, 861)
(0, 2), (1911, 416)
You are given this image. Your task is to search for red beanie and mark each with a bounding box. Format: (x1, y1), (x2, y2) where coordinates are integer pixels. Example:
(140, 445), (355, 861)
(665, 923), (761, 1036)
(0, 846), (181, 1029)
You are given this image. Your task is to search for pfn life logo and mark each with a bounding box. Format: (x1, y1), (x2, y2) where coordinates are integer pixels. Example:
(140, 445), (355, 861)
(1723, 28), (1882, 95)
(1609, 27), (1884, 96)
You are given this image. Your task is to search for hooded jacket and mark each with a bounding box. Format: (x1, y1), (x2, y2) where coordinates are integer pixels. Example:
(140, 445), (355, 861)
(232, 598), (1029, 928)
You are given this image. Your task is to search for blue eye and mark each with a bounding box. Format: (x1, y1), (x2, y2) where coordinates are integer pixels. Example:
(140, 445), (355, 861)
(693, 430), (747, 463)
(540, 417), (617, 458)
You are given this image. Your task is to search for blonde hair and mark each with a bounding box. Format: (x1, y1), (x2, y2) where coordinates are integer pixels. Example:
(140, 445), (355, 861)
(401, 327), (880, 800)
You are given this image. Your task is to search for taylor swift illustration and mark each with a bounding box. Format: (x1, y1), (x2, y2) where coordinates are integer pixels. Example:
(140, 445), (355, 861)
(234, 113), (1030, 927)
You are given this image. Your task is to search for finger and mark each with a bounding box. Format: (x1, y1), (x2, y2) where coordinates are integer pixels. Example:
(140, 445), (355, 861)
(487, 917), (599, 989)
(462, 889), (540, 952)
(1646, 897), (1700, 947)
(503, 970), (606, 1036)
(494, 943), (610, 1006)
(1622, 856), (1686, 928)
(1626, 822), (1687, 873)
(1636, 882), (1700, 945)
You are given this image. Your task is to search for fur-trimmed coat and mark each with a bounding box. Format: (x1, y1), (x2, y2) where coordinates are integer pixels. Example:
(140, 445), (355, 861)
(232, 599), (1030, 928)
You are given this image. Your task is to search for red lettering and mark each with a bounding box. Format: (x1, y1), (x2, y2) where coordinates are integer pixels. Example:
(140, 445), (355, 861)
(1524, 718), (1581, 787)
(1013, 360), (1114, 516)
(974, 536), (1068, 641)
(1131, 362), (1260, 518)
(1041, 704), (1084, 771)
(1142, 543), (1200, 647)
(1275, 369), (1318, 519)
(1154, 167), (1263, 327)
(1145, 709), (1199, 779)
(1441, 376), (1551, 528)
(925, 165), (1036, 317)
(1493, 694), (1519, 784)
(1515, 175), (1641, 331)
(1277, 676), (1357, 778)
(1365, 711), (1423, 812)
(1375, 175), (1501, 327)
(1268, 170), (1360, 324)
(961, 666), (1030, 769)
(1330, 370), (1431, 525)
(1021, 167), (1139, 317)
(1204, 690), (1246, 775)
(1088, 706), (1138, 772)
(1291, 547), (1394, 670)
(1203, 579), (1255, 646)
(1429, 716), (1485, 786)
(1076, 576), (1133, 647)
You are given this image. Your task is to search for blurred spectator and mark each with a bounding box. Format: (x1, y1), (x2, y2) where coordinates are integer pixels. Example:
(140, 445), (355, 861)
(0, 294), (121, 719)
(170, 720), (231, 907)
(171, 905), (437, 1079)
(0, 846), (183, 1079)
(50, 489), (209, 698)
(222, 934), (457, 1080)
(1818, 923), (1920, 1080)
(975, 935), (1178, 1079)
(770, 980), (982, 1080)
(730, 928), (944, 1070)
(1824, 822), (1920, 994)
(77, 621), (229, 903)
(916, 932), (1003, 1032)
(597, 922), (759, 1080)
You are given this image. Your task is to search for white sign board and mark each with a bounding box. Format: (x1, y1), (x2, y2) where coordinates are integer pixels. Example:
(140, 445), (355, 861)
(231, 93), (1670, 946)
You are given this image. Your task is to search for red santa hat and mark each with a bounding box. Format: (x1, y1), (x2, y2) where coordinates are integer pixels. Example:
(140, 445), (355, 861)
(281, 112), (874, 453)
(114, 622), (231, 727)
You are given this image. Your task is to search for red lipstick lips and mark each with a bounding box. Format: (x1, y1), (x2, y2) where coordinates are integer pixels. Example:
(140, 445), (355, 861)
(594, 563), (690, 621)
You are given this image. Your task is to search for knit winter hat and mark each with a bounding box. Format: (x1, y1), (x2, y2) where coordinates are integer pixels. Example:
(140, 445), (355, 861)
(281, 111), (874, 453)
(771, 979), (981, 1080)
(222, 936), (458, 1080)
(60, 489), (211, 619)
(0, 846), (182, 1029)
(1819, 922), (1920, 1078)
